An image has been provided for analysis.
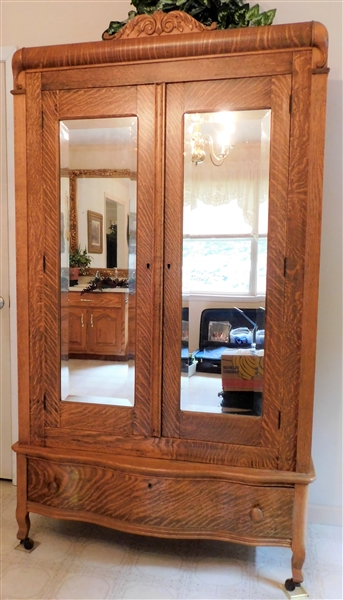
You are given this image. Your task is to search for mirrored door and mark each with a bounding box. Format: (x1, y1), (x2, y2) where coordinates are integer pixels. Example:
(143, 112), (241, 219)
(43, 84), (160, 438)
(163, 76), (291, 451)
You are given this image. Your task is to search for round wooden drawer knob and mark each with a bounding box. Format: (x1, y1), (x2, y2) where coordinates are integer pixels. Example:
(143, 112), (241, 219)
(47, 481), (59, 494)
(250, 507), (264, 522)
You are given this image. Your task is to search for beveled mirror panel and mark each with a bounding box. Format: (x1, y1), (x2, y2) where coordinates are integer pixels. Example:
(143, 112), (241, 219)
(181, 110), (270, 416)
(60, 118), (137, 407)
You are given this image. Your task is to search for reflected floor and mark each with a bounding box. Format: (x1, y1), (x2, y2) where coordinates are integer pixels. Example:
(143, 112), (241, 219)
(61, 363), (257, 414)
(61, 359), (135, 407)
(181, 372), (223, 413)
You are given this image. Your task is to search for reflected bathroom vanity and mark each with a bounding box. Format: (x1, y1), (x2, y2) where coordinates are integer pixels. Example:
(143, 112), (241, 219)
(62, 290), (129, 359)
(12, 13), (328, 593)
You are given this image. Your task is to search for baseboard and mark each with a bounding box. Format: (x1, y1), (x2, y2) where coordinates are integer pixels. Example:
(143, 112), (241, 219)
(308, 503), (343, 526)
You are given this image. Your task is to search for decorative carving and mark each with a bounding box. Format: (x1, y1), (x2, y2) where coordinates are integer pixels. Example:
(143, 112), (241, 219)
(103, 10), (217, 41)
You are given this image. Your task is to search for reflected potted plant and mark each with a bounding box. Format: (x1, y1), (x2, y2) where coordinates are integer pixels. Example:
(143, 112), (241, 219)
(69, 246), (92, 286)
(188, 353), (198, 377)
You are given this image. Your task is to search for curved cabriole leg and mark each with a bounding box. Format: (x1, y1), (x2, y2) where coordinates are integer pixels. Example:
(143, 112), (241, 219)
(15, 453), (34, 549)
(16, 508), (31, 542)
(285, 484), (309, 591)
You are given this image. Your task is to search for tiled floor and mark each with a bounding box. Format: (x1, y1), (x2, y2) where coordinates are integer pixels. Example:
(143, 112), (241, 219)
(1, 480), (342, 600)
(61, 358), (232, 413)
(61, 360), (135, 406)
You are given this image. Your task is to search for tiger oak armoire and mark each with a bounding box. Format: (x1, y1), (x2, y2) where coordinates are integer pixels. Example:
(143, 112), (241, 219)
(12, 12), (328, 593)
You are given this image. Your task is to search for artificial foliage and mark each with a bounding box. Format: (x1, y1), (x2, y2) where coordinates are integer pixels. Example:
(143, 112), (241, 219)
(81, 275), (129, 294)
(102, 0), (276, 39)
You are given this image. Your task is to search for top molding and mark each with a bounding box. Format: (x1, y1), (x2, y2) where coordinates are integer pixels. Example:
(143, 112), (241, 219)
(12, 12), (328, 90)
(102, 10), (217, 40)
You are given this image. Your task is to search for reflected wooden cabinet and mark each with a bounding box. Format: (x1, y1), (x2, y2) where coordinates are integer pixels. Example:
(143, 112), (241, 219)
(13, 13), (328, 591)
(66, 292), (128, 358)
(128, 294), (136, 358)
(68, 306), (87, 353)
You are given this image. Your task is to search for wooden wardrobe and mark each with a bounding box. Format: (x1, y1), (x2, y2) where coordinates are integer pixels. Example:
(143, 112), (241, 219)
(12, 12), (328, 593)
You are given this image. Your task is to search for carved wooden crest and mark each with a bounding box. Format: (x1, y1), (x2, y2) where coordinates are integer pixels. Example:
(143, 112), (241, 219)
(103, 10), (217, 40)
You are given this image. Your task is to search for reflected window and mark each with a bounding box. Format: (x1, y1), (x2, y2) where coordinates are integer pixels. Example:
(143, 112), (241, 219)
(181, 110), (270, 416)
(183, 110), (270, 298)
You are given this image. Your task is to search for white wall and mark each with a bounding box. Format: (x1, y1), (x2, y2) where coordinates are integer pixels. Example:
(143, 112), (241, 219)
(261, 0), (343, 525)
(2, 1), (342, 522)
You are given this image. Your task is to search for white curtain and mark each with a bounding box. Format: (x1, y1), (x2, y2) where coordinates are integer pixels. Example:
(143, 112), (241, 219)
(184, 141), (269, 228)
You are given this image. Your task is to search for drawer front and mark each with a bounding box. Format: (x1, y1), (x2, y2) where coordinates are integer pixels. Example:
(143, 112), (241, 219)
(68, 292), (126, 308)
(27, 458), (294, 542)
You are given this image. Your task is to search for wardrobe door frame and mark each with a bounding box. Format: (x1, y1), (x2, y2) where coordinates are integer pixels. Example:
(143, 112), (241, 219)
(162, 73), (293, 460)
(29, 82), (164, 444)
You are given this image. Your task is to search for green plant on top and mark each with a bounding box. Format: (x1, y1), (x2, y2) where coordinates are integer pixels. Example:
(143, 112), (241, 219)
(102, 0), (276, 39)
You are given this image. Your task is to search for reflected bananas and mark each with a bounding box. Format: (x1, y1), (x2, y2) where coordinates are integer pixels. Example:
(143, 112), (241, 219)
(232, 354), (264, 380)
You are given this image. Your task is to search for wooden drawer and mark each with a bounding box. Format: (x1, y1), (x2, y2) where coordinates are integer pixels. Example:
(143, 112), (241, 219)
(68, 291), (127, 308)
(27, 457), (294, 543)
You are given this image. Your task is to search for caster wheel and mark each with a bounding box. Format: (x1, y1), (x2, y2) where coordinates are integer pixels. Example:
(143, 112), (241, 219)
(285, 579), (300, 592)
(20, 538), (34, 550)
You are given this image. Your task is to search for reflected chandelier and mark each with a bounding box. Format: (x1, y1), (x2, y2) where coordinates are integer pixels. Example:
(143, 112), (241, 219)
(190, 113), (235, 167)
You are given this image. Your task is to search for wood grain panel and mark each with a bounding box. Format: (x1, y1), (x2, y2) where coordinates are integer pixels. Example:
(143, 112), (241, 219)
(44, 428), (280, 469)
(12, 21), (327, 90)
(60, 402), (133, 435)
(13, 90), (31, 444)
(278, 52), (313, 471)
(180, 413), (261, 446)
(260, 75), (292, 452)
(42, 91), (61, 429)
(14, 442), (315, 484)
(149, 83), (165, 438)
(295, 72), (328, 473)
(26, 73), (45, 445)
(162, 83), (184, 439)
(40, 54), (293, 92)
(58, 87), (137, 119)
(184, 77), (271, 112)
(27, 456), (294, 541)
(133, 84), (159, 436)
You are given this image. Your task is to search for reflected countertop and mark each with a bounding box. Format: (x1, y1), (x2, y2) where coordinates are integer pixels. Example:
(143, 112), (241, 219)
(67, 275), (129, 293)
(68, 284), (128, 293)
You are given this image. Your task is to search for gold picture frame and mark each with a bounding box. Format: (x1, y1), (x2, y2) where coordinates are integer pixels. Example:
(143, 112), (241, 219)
(87, 210), (103, 254)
